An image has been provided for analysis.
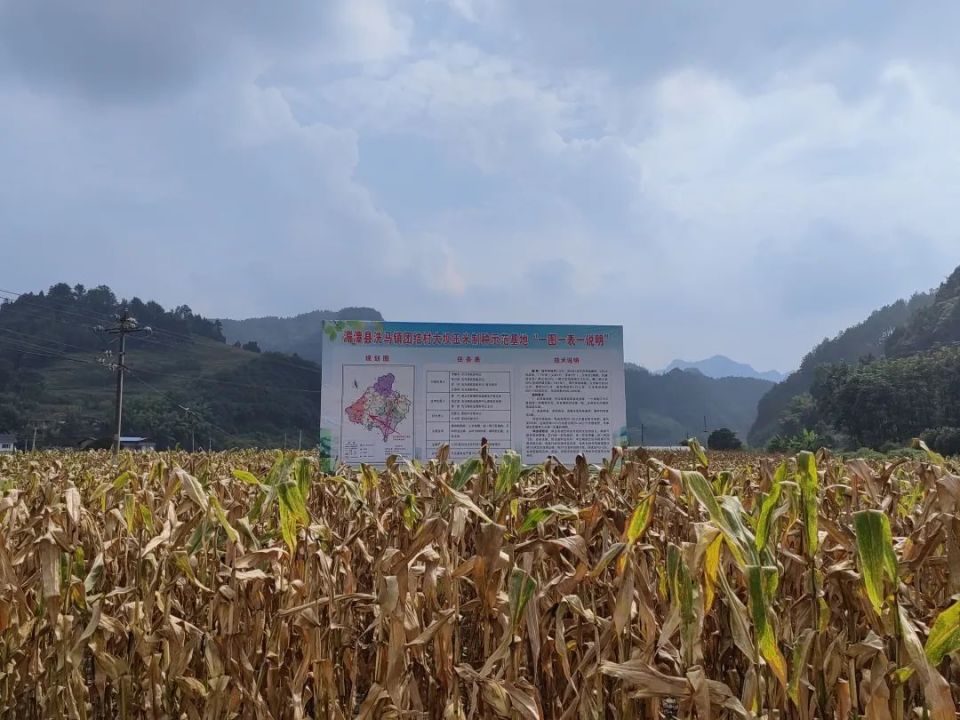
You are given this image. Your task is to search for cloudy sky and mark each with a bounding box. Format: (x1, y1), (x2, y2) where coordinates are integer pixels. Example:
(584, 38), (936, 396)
(2, 0), (959, 371)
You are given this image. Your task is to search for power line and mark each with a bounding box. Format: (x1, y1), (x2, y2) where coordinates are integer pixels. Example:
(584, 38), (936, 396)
(126, 369), (243, 446)
(0, 335), (101, 367)
(0, 289), (120, 329)
(0, 327), (98, 355)
(131, 364), (324, 394)
(0, 327), (322, 396)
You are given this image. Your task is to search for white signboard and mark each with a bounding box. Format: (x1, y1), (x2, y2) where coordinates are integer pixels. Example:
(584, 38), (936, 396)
(319, 322), (626, 465)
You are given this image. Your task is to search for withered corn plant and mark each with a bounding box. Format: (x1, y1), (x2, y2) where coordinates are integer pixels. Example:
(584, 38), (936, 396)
(0, 442), (959, 719)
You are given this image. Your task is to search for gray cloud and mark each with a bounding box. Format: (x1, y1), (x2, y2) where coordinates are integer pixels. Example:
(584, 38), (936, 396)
(1, 0), (959, 371)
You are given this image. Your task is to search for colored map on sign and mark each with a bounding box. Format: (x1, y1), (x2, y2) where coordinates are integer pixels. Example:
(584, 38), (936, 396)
(345, 373), (412, 442)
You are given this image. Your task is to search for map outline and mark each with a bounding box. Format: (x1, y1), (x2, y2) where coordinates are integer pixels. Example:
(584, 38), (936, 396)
(339, 364), (415, 462)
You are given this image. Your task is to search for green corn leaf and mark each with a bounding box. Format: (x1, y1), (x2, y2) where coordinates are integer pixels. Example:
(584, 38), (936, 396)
(796, 451), (819, 558)
(84, 552), (104, 596)
(713, 470), (734, 495)
(508, 567), (537, 630)
(788, 628), (816, 705)
(756, 461), (787, 552)
(682, 471), (724, 524)
(138, 504), (154, 533)
(277, 480), (309, 525)
(451, 457), (481, 490)
(687, 437), (709, 468)
(176, 468), (209, 513)
(122, 493), (136, 533)
(589, 542), (627, 578)
(853, 509), (898, 616)
(717, 569), (756, 663)
(925, 599), (960, 666)
(518, 504), (578, 534)
(670, 545), (695, 625)
(209, 495), (239, 543)
(495, 451), (523, 498)
(113, 470), (134, 491)
(912, 438), (945, 466)
(666, 542), (679, 590)
(746, 564), (788, 689)
(231, 469), (261, 486)
(279, 501), (297, 554)
(402, 493), (420, 530)
(668, 543), (699, 667)
(683, 471), (756, 568)
(625, 494), (654, 545)
(294, 457), (313, 502)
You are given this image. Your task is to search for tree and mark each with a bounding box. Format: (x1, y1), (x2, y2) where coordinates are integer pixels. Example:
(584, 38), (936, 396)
(707, 427), (742, 451)
(242, 340), (262, 353)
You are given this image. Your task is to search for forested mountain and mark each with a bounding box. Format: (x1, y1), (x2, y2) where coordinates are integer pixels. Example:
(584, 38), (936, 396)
(812, 346), (960, 449)
(220, 307), (383, 361)
(748, 291), (932, 447)
(624, 366), (773, 446)
(885, 266), (960, 357)
(804, 265), (960, 453)
(0, 284), (324, 449)
(662, 355), (785, 382)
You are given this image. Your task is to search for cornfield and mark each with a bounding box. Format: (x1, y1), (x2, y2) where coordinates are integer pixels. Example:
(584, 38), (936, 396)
(1, 443), (959, 719)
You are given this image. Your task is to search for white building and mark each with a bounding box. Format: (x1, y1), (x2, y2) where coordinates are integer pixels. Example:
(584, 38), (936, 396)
(0, 433), (16, 454)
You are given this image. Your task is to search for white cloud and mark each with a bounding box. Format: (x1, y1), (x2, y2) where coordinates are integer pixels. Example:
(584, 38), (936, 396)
(327, 0), (412, 64)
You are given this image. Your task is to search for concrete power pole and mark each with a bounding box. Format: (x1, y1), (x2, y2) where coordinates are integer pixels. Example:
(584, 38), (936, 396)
(100, 310), (151, 455)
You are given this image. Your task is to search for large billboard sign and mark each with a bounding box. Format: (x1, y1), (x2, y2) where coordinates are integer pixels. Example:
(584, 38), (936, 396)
(319, 321), (626, 465)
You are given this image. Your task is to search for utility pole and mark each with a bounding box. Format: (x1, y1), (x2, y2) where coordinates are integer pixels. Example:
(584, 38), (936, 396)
(298, 429), (302, 450)
(640, 423), (644, 446)
(99, 310), (151, 455)
(31, 425), (37, 452)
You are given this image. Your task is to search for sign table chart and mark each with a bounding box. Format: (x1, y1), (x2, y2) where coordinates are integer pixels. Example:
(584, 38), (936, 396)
(426, 369), (512, 456)
(320, 322), (626, 465)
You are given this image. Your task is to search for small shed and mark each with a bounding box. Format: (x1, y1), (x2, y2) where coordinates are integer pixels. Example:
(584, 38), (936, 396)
(120, 436), (156, 452)
(0, 433), (16, 454)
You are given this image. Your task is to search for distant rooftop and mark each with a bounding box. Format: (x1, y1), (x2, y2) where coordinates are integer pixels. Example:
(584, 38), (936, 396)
(0, 433), (16, 443)
(119, 436), (149, 442)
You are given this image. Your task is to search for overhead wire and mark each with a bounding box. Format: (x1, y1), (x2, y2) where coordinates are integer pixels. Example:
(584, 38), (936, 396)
(125, 368), (244, 445)
(0, 340), (103, 368)
(130, 364), (324, 394)
(0, 326), (101, 355)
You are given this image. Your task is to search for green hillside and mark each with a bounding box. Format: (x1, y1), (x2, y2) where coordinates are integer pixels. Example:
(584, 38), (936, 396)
(885, 266), (960, 358)
(748, 291), (932, 447)
(220, 307), (383, 360)
(0, 284), (324, 449)
(804, 266), (960, 452)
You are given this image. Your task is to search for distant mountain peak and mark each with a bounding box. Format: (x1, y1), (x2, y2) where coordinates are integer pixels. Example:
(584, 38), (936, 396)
(662, 355), (785, 382)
